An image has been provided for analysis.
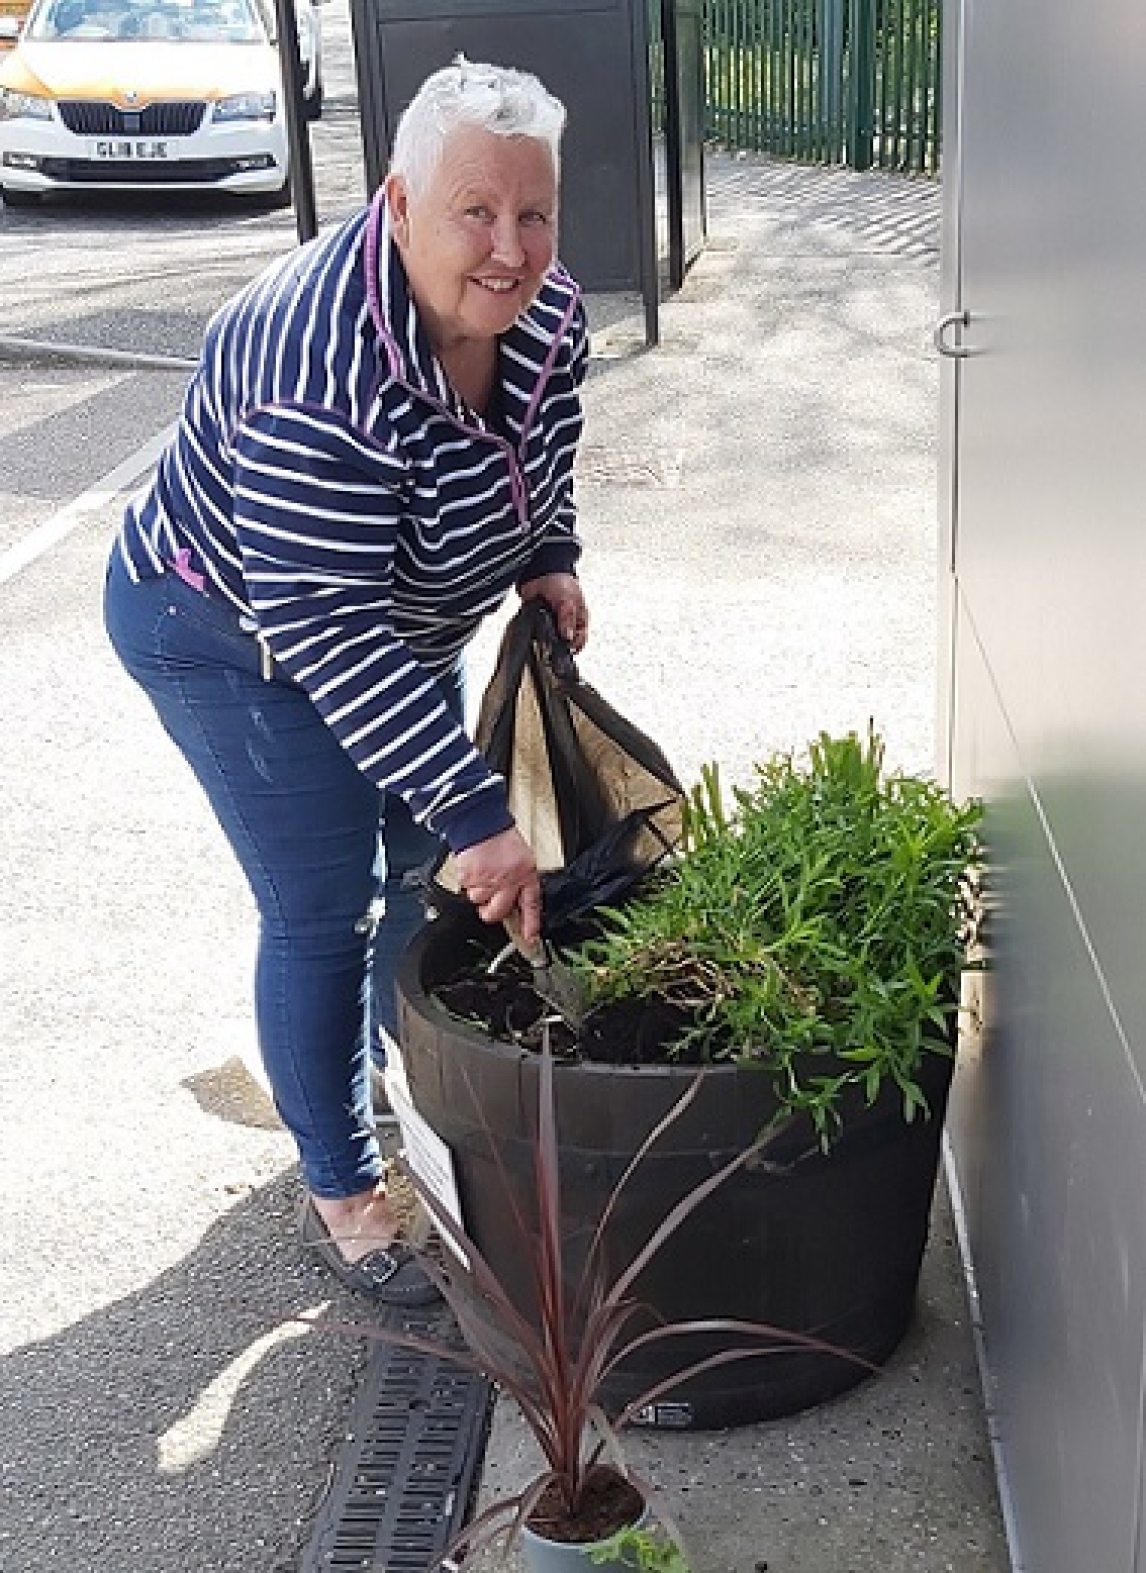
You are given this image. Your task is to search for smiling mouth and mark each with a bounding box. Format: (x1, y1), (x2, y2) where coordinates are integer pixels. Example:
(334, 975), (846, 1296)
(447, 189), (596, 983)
(472, 277), (520, 294)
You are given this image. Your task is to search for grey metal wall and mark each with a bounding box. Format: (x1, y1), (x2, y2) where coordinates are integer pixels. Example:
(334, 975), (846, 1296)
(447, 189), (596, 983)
(938, 1), (1146, 1570)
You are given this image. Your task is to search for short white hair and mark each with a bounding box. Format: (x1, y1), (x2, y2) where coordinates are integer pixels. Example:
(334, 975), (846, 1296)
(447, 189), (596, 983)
(389, 56), (566, 198)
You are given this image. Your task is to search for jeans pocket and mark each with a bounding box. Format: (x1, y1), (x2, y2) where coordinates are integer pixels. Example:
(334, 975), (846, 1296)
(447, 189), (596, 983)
(105, 552), (261, 685)
(160, 580), (261, 673)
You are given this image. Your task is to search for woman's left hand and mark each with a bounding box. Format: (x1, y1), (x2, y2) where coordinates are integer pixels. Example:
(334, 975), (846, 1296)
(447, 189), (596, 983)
(519, 573), (589, 652)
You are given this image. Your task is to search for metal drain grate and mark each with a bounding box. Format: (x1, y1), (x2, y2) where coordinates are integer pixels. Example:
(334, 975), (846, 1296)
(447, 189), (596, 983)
(301, 1307), (494, 1572)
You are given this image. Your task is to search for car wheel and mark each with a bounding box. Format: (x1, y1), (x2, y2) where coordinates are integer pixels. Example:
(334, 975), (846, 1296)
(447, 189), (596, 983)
(1, 187), (41, 209)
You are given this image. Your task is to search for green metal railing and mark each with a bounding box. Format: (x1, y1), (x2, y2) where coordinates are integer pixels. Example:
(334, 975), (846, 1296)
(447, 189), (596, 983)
(656, 0), (942, 175)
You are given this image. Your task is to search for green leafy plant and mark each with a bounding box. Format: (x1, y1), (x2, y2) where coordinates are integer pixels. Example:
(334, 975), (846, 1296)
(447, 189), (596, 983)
(572, 726), (983, 1142)
(331, 1042), (867, 1568)
(589, 1523), (692, 1570)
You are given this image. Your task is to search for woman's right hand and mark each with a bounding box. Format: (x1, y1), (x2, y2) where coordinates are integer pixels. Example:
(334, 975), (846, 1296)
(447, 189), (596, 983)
(453, 827), (542, 945)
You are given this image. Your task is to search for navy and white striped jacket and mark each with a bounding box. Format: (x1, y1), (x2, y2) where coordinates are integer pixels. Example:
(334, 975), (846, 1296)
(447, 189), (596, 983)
(116, 191), (587, 853)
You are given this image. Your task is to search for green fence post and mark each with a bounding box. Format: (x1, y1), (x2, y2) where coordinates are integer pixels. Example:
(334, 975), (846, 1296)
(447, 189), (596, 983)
(929, 0), (943, 172)
(846, 0), (874, 170)
(819, 0), (845, 160)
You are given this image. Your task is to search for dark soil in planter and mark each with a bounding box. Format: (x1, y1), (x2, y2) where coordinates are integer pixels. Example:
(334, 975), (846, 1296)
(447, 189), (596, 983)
(431, 928), (707, 1066)
(527, 1466), (644, 1545)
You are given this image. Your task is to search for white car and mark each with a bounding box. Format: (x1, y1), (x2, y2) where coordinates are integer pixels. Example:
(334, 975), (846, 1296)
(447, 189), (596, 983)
(0, 0), (320, 205)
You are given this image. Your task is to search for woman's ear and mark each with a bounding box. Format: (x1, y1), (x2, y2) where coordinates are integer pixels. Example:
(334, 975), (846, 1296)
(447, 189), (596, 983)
(385, 172), (410, 247)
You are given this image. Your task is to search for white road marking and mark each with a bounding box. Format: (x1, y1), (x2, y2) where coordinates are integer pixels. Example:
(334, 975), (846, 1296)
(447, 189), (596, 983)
(0, 424), (173, 586)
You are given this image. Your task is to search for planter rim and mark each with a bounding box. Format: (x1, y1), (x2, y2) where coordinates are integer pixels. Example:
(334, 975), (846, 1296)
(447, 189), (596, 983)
(400, 915), (957, 1100)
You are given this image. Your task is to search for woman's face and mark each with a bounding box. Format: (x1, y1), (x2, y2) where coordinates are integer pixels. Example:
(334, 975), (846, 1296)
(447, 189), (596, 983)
(386, 125), (559, 352)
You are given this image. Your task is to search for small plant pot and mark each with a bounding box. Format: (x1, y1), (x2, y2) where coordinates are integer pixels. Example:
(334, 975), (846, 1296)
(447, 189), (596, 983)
(522, 1503), (648, 1570)
(519, 1469), (646, 1571)
(521, 1523), (637, 1572)
(515, 1466), (644, 1566)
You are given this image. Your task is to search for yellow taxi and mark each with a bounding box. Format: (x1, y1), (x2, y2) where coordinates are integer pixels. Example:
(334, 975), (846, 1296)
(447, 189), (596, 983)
(0, 0), (301, 205)
(0, 0), (32, 51)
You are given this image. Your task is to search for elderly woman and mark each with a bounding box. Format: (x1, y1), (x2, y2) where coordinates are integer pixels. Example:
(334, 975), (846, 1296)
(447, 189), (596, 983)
(103, 59), (589, 1306)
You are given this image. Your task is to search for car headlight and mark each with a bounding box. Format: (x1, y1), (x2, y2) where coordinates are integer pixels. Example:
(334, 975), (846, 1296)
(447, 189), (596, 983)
(0, 88), (53, 123)
(213, 91), (276, 123)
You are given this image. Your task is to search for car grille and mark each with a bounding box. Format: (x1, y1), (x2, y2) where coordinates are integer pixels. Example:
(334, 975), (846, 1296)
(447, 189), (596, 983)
(57, 101), (206, 136)
(39, 157), (254, 184)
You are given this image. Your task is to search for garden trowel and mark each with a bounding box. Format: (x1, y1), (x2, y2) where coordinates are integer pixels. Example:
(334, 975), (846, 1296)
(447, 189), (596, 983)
(500, 910), (586, 1027)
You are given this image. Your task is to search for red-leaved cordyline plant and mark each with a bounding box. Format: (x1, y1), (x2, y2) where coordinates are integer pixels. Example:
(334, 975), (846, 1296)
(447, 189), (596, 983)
(322, 1037), (871, 1568)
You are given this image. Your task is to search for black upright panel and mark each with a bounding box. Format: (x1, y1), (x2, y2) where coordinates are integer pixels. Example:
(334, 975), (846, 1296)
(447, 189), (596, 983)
(661, 0), (706, 291)
(348, 0), (661, 343)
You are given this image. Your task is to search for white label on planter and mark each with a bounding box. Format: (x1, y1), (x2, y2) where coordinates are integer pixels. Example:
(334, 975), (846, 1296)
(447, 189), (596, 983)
(386, 1051), (467, 1265)
(631, 1401), (694, 1429)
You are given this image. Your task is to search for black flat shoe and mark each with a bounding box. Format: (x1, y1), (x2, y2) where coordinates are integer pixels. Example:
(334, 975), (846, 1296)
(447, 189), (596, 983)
(299, 1194), (441, 1307)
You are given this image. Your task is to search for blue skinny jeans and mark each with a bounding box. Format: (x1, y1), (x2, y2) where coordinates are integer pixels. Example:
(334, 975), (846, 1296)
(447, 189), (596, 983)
(103, 550), (462, 1198)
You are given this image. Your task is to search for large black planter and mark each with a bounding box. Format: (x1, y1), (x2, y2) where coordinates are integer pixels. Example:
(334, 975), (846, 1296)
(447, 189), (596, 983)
(395, 911), (954, 1429)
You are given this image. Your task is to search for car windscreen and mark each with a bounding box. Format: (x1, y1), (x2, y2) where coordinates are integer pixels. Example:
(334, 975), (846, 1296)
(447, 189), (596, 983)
(26, 0), (267, 43)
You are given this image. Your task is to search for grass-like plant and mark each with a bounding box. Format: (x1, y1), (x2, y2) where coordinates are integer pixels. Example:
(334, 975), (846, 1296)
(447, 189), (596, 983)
(347, 1042), (866, 1568)
(572, 726), (983, 1141)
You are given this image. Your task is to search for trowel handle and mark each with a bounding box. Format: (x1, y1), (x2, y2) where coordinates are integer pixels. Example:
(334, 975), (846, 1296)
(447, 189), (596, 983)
(503, 908), (546, 968)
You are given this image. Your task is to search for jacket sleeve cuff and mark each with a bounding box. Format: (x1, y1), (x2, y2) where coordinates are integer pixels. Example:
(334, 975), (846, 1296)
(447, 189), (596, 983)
(517, 538), (581, 585)
(433, 784), (516, 853)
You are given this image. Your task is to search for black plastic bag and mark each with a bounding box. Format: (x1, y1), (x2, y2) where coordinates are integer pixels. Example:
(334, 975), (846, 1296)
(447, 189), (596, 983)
(433, 601), (685, 933)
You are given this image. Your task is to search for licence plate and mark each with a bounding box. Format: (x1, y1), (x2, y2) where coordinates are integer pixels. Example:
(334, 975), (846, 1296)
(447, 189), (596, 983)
(91, 139), (170, 160)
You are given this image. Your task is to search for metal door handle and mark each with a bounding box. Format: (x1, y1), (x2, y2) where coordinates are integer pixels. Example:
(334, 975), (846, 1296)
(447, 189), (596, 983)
(934, 308), (972, 357)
